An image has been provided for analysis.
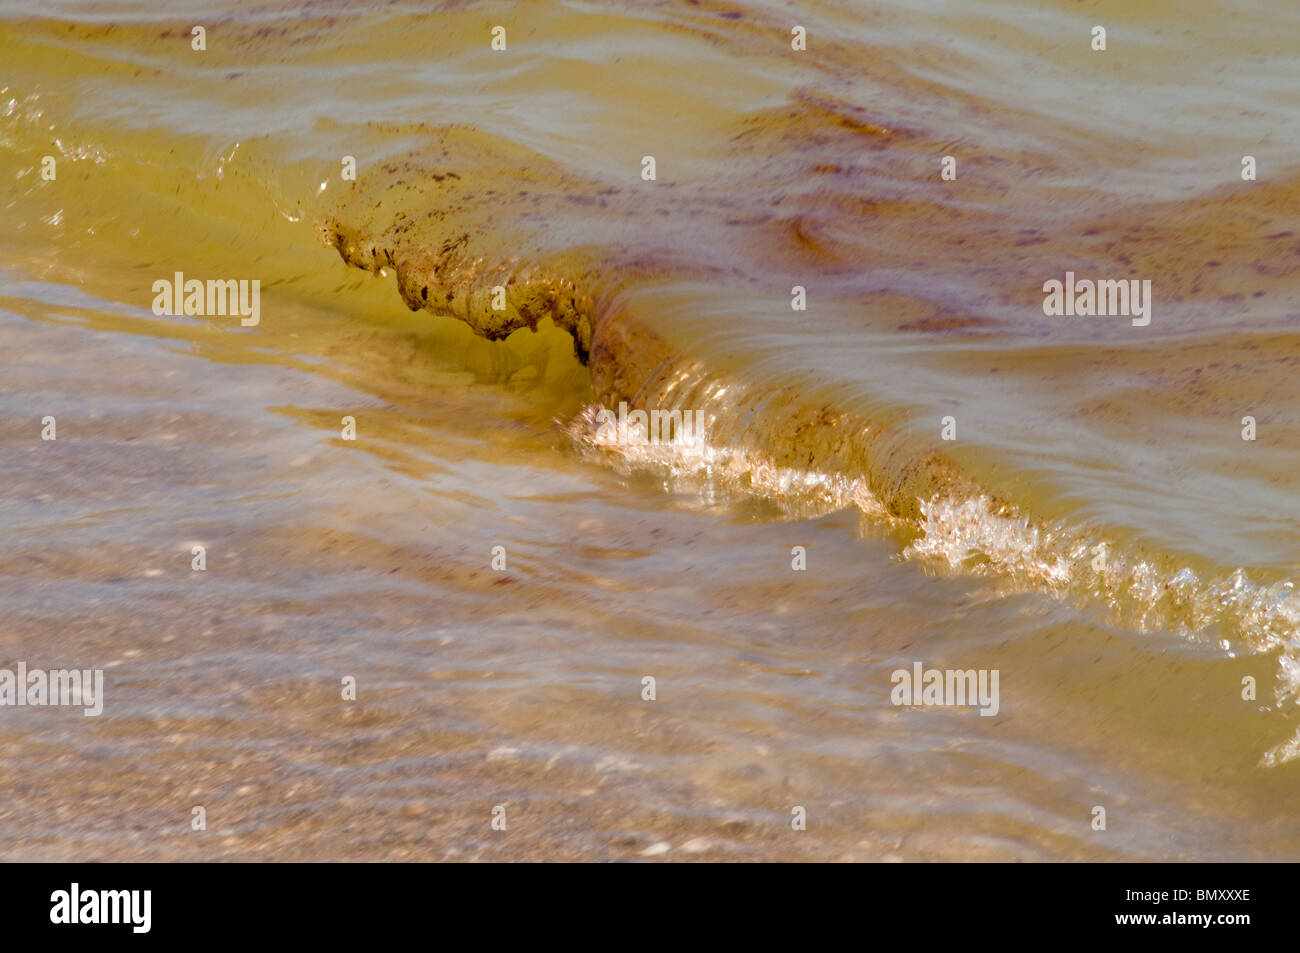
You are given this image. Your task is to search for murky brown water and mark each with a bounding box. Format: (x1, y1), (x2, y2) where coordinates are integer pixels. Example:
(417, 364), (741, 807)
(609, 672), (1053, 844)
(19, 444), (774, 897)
(2, 0), (1299, 860)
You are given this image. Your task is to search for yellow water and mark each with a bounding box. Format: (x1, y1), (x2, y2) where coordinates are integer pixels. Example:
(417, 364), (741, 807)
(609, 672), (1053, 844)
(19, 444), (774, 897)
(2, 0), (1299, 859)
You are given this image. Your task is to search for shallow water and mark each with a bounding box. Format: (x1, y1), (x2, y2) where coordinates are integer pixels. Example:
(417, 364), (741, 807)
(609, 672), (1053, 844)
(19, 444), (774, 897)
(1, 0), (1298, 860)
